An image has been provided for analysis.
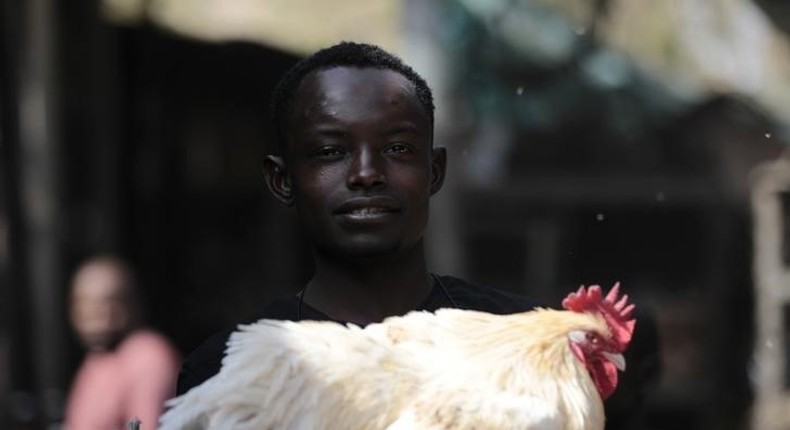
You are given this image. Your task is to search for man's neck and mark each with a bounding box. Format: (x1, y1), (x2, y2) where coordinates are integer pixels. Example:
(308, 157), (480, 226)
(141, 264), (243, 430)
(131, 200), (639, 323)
(303, 244), (433, 325)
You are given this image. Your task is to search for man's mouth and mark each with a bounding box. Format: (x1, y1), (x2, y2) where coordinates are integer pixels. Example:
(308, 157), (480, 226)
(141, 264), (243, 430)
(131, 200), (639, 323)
(334, 197), (401, 222)
(339, 206), (400, 221)
(347, 207), (393, 216)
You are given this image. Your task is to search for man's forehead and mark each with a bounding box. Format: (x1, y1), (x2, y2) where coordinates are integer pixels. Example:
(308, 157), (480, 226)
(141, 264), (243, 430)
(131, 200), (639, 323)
(298, 67), (418, 105)
(279, 66), (432, 154)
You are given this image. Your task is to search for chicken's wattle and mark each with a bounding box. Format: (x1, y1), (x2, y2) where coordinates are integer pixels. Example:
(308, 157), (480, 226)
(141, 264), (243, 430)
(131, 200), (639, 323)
(589, 359), (619, 400)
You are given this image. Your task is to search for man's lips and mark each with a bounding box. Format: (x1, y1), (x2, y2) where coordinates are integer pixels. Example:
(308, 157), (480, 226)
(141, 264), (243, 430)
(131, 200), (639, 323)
(333, 197), (401, 219)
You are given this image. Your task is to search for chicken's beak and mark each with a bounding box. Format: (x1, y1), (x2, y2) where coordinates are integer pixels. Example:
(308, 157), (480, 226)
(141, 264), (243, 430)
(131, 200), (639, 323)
(602, 352), (626, 371)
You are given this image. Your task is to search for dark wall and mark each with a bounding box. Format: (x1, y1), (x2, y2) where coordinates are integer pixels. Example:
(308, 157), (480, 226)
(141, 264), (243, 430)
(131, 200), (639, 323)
(109, 29), (309, 353)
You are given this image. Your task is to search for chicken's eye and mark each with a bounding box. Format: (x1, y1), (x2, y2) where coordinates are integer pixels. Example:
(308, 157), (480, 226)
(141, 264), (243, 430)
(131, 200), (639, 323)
(586, 332), (600, 344)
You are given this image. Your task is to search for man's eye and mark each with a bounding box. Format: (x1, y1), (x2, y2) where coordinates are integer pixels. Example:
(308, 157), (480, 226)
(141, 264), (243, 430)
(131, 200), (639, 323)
(385, 144), (412, 154)
(315, 147), (344, 158)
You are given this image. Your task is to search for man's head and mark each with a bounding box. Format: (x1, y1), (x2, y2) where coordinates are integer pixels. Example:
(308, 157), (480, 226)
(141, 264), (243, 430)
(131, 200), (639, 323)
(69, 256), (142, 352)
(264, 42), (446, 260)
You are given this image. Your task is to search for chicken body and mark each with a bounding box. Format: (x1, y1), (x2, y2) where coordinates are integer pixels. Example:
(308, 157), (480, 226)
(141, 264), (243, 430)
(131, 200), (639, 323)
(160, 308), (616, 430)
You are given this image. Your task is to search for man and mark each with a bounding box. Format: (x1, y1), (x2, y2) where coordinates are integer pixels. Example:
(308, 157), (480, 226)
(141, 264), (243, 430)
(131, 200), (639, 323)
(65, 256), (180, 429)
(176, 41), (540, 395)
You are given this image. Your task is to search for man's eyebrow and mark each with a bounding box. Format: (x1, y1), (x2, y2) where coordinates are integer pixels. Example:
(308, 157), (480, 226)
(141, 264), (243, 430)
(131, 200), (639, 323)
(310, 126), (348, 138)
(381, 123), (420, 136)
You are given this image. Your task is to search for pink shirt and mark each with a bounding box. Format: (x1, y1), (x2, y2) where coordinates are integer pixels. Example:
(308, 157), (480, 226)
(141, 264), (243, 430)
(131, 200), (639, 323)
(65, 330), (180, 430)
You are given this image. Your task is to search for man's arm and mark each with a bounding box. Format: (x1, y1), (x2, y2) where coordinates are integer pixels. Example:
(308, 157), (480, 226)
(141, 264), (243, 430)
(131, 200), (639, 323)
(176, 329), (232, 395)
(176, 297), (303, 395)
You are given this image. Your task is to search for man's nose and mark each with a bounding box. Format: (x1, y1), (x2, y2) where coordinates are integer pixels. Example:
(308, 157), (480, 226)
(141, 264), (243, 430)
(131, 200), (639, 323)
(347, 147), (386, 189)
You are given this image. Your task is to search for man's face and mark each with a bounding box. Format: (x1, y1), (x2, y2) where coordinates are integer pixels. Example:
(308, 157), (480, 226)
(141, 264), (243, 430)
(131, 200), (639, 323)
(283, 67), (441, 258)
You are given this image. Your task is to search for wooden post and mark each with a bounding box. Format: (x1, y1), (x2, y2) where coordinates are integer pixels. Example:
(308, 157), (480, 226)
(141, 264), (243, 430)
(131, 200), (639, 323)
(15, 0), (68, 424)
(751, 153), (790, 429)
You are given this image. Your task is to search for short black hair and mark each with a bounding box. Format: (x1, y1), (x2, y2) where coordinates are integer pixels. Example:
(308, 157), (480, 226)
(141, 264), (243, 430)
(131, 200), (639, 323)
(270, 41), (435, 155)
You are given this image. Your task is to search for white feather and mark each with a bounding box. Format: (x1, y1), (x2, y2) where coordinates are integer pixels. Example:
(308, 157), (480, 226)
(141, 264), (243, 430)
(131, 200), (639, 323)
(160, 308), (613, 430)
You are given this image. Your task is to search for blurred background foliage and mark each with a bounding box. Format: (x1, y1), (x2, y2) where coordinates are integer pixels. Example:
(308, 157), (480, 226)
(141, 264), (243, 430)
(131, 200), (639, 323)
(2, 0), (790, 428)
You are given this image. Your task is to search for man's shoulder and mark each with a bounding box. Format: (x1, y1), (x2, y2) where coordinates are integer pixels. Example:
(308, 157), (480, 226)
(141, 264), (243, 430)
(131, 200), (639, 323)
(177, 296), (300, 395)
(436, 275), (548, 314)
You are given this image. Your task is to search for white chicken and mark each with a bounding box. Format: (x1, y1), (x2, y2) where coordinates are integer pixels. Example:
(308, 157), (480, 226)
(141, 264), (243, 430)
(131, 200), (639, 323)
(160, 284), (635, 430)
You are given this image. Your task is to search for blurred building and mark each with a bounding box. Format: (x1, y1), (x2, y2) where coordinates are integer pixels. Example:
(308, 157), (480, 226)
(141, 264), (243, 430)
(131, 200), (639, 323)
(2, 0), (790, 429)
(437, 2), (787, 429)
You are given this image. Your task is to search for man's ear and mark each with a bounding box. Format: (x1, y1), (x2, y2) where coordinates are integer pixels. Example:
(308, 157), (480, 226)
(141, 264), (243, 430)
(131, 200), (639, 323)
(429, 147), (447, 195)
(263, 155), (294, 206)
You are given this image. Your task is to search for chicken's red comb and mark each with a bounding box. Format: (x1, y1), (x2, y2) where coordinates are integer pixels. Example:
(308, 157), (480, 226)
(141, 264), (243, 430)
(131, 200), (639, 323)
(561, 283), (636, 352)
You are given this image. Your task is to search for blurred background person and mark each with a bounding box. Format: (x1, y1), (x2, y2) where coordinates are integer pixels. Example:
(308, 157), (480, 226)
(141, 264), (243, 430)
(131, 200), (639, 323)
(64, 256), (179, 430)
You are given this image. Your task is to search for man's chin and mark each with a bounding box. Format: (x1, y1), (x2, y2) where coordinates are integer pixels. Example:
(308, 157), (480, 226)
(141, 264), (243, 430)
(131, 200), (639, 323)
(322, 238), (408, 260)
(311, 229), (424, 261)
(341, 243), (402, 259)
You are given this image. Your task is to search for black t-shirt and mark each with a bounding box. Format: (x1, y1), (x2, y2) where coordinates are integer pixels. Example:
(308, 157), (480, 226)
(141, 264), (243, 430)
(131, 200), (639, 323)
(176, 275), (544, 395)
